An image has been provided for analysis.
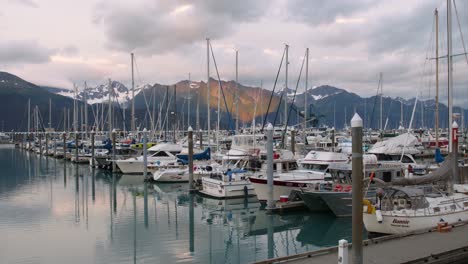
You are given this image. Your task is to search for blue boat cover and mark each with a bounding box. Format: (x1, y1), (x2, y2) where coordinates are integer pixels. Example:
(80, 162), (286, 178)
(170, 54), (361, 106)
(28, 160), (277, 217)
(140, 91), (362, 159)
(435, 148), (444, 163)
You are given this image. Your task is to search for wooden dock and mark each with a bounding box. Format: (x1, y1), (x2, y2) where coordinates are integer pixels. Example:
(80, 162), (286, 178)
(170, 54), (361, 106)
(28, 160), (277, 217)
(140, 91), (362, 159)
(254, 222), (468, 264)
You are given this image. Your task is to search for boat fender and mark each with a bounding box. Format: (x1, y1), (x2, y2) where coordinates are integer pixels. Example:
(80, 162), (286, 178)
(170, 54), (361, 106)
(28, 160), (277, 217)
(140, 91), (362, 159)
(334, 185), (343, 192)
(369, 172), (375, 182)
(376, 209), (383, 223)
(363, 199), (374, 214)
(243, 185), (248, 197)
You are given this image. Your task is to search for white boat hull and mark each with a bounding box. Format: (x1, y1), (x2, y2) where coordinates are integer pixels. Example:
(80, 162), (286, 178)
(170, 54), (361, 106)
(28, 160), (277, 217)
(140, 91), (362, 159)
(116, 160), (144, 174)
(364, 209), (468, 235)
(200, 177), (256, 199)
(249, 177), (325, 202)
(116, 158), (177, 174)
(153, 168), (189, 182)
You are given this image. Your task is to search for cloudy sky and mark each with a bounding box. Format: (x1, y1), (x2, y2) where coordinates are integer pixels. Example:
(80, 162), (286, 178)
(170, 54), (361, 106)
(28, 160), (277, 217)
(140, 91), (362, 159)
(2, 0), (468, 104)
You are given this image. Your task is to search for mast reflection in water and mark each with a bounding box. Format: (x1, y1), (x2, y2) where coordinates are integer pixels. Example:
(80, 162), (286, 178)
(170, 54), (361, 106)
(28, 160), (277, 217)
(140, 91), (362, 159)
(0, 146), (353, 263)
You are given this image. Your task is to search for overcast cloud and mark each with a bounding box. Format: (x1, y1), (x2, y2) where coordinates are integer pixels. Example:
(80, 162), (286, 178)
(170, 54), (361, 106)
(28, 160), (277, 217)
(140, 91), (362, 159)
(1, 0), (468, 105)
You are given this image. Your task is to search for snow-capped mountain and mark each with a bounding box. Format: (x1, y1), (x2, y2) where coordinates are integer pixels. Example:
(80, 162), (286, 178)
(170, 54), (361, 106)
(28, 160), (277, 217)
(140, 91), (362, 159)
(279, 85), (347, 102)
(45, 81), (147, 107)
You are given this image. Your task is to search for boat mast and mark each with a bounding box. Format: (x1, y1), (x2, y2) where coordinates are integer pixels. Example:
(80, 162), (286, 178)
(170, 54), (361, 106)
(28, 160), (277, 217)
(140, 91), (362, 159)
(108, 78), (112, 138)
(131, 53), (135, 132)
(216, 47), (220, 149)
(196, 80), (200, 131)
(435, 8), (440, 147)
(304, 47), (309, 130)
(27, 98), (31, 133)
(174, 85), (177, 143)
(379, 72), (383, 131)
(63, 108), (66, 131)
(100, 103), (104, 132)
(235, 50), (239, 134)
(151, 87), (156, 133)
(73, 83), (77, 131)
(49, 98), (52, 130)
(400, 100), (403, 128)
(188, 72), (191, 129)
(284, 44), (289, 126)
(84, 82), (88, 136)
(447, 0), (454, 152)
(334, 102), (336, 128)
(206, 38), (210, 144)
(165, 86), (169, 141)
(67, 108), (70, 132)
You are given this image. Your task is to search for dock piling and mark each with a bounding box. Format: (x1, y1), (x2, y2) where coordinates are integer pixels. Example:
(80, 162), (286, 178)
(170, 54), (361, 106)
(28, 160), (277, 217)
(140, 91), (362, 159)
(45, 132), (48, 156)
(142, 128), (148, 179)
(63, 132), (66, 159)
(290, 127), (295, 155)
(351, 113), (363, 264)
(266, 123), (275, 211)
(452, 121), (459, 186)
(112, 130), (116, 172)
(199, 129), (203, 150)
(75, 132), (79, 162)
(338, 239), (349, 264)
(53, 133), (57, 157)
(188, 126), (194, 191)
(39, 133), (42, 155)
(91, 130), (95, 168)
(331, 128), (335, 152)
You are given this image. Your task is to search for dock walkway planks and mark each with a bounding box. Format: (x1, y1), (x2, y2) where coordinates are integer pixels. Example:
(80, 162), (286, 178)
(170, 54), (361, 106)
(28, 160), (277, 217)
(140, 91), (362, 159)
(255, 223), (468, 264)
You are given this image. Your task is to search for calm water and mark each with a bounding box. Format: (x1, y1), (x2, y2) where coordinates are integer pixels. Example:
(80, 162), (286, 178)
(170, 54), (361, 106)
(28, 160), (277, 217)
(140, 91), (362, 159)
(0, 145), (352, 264)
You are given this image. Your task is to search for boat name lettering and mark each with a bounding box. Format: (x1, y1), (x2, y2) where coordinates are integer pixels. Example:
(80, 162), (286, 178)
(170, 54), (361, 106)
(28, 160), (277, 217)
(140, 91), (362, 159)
(392, 219), (410, 225)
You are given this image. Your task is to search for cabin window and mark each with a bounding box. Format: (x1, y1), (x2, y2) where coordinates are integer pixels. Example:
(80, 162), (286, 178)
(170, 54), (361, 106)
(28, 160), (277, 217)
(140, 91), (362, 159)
(464, 202), (468, 207)
(152, 151), (169, 157)
(288, 162), (298, 170)
(332, 171), (351, 184)
(401, 156), (413, 163)
(303, 164), (328, 172)
(396, 171), (401, 177)
(382, 171), (392, 182)
(450, 204), (456, 210)
(433, 207), (440, 213)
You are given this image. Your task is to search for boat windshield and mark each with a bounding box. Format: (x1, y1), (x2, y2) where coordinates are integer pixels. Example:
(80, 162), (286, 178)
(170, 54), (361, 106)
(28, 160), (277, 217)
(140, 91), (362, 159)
(380, 189), (429, 211)
(330, 170), (352, 184)
(150, 151), (170, 157)
(302, 163), (328, 172)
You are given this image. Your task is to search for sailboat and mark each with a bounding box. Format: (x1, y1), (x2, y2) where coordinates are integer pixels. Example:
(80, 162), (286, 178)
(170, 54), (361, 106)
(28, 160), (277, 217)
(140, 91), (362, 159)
(363, 153), (468, 234)
(363, 2), (468, 235)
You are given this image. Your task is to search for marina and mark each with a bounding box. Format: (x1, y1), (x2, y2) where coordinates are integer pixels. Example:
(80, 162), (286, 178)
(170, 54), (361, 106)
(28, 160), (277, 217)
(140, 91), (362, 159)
(2, 1), (468, 263)
(0, 144), (355, 263)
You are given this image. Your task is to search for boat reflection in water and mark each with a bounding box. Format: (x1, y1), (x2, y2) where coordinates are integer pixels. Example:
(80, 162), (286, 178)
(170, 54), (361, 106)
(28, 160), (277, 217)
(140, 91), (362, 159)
(0, 146), (354, 264)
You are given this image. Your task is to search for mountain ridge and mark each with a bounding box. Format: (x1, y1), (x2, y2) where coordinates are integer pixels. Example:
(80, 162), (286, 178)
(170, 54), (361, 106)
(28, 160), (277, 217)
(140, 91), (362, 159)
(0, 71), (465, 131)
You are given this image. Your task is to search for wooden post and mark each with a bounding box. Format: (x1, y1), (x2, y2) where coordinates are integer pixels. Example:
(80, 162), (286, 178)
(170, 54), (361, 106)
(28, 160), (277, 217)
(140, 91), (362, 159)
(199, 129), (203, 150)
(351, 113), (363, 264)
(75, 132), (79, 162)
(266, 123), (275, 211)
(63, 132), (66, 160)
(45, 132), (49, 156)
(290, 127), (295, 155)
(188, 126), (194, 191)
(112, 130), (117, 172)
(39, 133), (42, 155)
(143, 128), (148, 179)
(91, 130), (95, 168)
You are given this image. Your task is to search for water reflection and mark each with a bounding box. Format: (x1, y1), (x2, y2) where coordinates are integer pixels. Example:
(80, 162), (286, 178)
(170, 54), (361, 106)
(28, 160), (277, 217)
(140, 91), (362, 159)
(0, 146), (353, 264)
